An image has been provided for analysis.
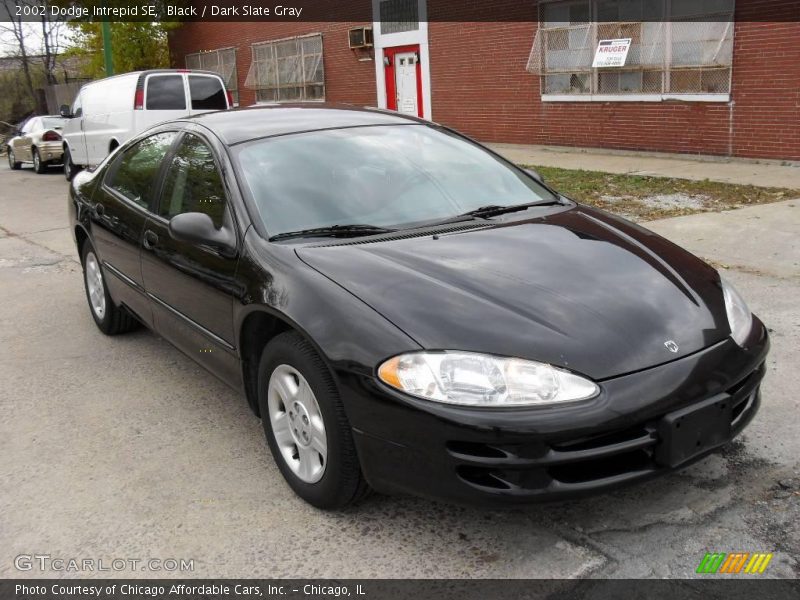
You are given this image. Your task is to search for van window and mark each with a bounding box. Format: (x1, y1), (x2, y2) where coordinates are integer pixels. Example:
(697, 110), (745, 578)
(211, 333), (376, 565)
(145, 75), (186, 110)
(189, 75), (227, 110)
(107, 132), (177, 209)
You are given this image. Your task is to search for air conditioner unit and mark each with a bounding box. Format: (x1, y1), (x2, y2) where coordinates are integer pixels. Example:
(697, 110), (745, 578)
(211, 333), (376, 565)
(348, 26), (374, 49)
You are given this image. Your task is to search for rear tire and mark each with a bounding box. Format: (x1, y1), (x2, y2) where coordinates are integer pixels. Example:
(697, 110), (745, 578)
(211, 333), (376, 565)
(7, 148), (21, 170)
(258, 332), (370, 509)
(63, 146), (79, 181)
(81, 242), (138, 335)
(33, 148), (47, 174)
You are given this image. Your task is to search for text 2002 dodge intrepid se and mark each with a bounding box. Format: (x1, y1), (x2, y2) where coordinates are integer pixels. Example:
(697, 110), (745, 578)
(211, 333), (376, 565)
(68, 106), (768, 508)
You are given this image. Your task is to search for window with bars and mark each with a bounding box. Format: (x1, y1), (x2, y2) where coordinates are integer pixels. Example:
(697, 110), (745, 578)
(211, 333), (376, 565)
(244, 34), (325, 103)
(527, 0), (734, 98)
(185, 48), (239, 105)
(380, 0), (420, 34)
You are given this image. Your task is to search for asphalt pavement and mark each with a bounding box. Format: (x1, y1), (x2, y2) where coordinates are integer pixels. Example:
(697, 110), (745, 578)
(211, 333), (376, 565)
(1, 161), (798, 579)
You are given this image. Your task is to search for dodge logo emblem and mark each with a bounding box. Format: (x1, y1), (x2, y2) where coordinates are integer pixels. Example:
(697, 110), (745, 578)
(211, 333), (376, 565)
(664, 340), (679, 353)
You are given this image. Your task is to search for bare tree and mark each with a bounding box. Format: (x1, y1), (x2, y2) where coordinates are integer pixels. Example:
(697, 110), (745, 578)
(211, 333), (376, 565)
(0, 3), (37, 104)
(0, 1), (68, 96)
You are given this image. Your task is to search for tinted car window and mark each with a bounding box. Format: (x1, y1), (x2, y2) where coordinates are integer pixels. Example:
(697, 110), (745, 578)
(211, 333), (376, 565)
(236, 125), (557, 236)
(159, 134), (226, 228)
(189, 75), (227, 110)
(107, 132), (177, 209)
(145, 75), (186, 110)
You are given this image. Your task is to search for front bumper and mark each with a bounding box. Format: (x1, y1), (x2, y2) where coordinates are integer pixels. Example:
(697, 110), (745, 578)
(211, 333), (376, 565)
(341, 319), (769, 505)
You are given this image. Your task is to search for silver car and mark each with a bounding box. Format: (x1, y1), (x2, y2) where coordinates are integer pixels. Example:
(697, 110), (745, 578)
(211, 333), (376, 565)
(6, 116), (66, 174)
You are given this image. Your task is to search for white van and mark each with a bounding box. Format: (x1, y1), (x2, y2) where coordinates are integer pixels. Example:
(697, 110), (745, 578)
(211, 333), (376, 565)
(60, 69), (231, 180)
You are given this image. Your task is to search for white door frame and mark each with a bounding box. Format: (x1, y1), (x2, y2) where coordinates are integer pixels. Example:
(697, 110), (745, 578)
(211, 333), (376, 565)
(372, 0), (432, 120)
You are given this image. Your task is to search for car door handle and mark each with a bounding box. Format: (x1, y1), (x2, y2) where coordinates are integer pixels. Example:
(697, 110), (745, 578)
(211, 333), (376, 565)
(143, 230), (159, 250)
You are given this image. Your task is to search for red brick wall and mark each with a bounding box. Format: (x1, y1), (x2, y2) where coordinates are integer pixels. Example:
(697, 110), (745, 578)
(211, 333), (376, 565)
(427, 18), (800, 161)
(168, 21), (376, 108)
(168, 0), (800, 161)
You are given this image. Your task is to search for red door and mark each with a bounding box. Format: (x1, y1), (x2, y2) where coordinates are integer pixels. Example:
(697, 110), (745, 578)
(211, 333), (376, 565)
(384, 45), (423, 118)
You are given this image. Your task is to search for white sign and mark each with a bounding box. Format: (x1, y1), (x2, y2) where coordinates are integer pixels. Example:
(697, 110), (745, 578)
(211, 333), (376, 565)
(592, 38), (632, 68)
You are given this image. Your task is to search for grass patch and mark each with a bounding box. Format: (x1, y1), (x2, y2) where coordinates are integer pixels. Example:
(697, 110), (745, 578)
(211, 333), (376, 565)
(525, 165), (798, 221)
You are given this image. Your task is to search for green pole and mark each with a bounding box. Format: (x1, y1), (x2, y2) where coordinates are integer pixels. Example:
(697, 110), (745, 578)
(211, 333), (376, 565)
(101, 18), (114, 76)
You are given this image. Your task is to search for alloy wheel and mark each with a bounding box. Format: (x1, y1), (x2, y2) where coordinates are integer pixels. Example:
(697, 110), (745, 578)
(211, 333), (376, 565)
(84, 252), (106, 320)
(267, 364), (328, 483)
(33, 150), (40, 171)
(8, 150), (14, 168)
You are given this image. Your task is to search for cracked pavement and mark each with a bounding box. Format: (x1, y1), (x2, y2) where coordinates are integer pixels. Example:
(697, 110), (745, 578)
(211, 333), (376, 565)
(1, 162), (798, 579)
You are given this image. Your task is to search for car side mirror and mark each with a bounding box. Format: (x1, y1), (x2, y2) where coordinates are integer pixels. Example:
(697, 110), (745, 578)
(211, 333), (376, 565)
(59, 104), (73, 118)
(169, 212), (235, 255)
(524, 168), (544, 184)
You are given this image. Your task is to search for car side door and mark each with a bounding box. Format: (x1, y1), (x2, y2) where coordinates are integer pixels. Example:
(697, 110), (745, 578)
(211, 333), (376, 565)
(140, 130), (241, 386)
(65, 92), (88, 166)
(91, 130), (179, 328)
(14, 118), (37, 161)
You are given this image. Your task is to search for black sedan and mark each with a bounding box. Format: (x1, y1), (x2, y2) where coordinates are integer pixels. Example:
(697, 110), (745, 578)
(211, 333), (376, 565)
(68, 106), (769, 508)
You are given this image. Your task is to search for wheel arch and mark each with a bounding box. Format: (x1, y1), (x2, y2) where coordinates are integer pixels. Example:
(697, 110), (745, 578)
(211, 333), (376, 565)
(74, 223), (90, 260)
(238, 307), (341, 418)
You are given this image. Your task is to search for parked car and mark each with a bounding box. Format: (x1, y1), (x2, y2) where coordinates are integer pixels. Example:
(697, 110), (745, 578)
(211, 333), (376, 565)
(6, 115), (66, 173)
(60, 69), (232, 181)
(68, 106), (769, 509)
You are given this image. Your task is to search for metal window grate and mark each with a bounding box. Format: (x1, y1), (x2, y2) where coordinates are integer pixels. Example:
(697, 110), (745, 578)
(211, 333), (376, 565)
(185, 47), (239, 104)
(526, 0), (734, 97)
(380, 0), (420, 34)
(244, 34), (325, 103)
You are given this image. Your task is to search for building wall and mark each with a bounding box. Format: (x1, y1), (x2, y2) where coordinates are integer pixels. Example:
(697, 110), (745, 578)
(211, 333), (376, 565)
(168, 0), (800, 161)
(168, 20), (376, 108)
(427, 19), (800, 161)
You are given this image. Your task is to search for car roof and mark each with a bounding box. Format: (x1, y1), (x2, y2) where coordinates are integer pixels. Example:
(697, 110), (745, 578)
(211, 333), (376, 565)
(178, 104), (428, 146)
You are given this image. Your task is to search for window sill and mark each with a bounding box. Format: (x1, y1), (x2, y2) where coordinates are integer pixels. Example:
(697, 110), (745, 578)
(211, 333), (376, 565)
(254, 98), (326, 104)
(541, 93), (731, 103)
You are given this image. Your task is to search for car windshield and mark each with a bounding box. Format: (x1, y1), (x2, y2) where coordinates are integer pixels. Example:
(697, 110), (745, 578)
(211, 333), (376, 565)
(235, 124), (558, 237)
(41, 117), (66, 129)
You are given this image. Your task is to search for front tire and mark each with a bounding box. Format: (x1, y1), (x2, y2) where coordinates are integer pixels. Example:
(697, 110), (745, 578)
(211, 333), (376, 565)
(63, 146), (79, 181)
(81, 242), (138, 335)
(7, 148), (21, 170)
(258, 332), (369, 509)
(33, 148), (47, 174)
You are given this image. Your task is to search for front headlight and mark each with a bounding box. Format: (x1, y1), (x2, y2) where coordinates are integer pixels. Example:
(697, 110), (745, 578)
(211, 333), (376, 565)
(721, 276), (753, 346)
(377, 351), (599, 407)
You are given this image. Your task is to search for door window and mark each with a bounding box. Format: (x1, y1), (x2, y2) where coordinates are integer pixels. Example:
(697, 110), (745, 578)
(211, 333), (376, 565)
(188, 75), (227, 110)
(145, 75), (186, 110)
(72, 93), (82, 118)
(107, 132), (177, 209)
(159, 134), (226, 228)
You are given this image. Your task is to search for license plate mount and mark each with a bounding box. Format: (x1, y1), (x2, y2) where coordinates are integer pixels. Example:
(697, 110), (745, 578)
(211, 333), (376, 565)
(655, 394), (732, 468)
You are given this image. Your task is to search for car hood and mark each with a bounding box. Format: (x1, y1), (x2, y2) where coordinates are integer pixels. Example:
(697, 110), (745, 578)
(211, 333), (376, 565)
(296, 207), (729, 380)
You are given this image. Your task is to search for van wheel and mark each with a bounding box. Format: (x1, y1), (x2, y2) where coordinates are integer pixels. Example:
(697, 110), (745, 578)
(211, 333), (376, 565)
(7, 148), (21, 170)
(33, 148), (47, 174)
(63, 146), (79, 181)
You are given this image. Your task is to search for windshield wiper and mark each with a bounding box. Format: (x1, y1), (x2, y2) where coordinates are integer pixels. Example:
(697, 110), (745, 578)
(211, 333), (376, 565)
(457, 198), (564, 219)
(269, 224), (396, 242)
